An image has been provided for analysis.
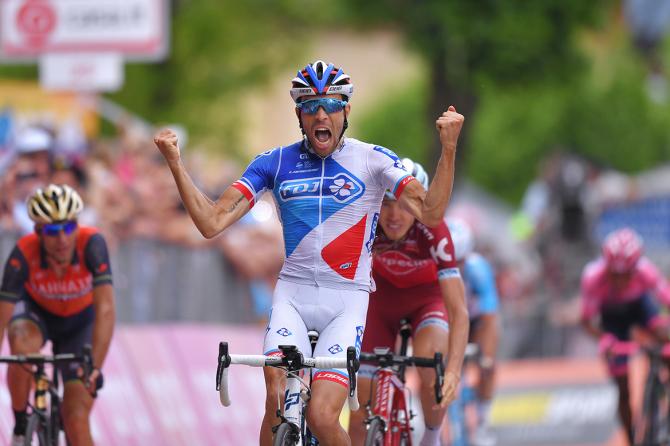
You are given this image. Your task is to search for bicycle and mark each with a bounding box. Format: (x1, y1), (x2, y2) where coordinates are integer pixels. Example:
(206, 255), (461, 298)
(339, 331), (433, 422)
(602, 339), (670, 446)
(0, 345), (94, 446)
(358, 318), (446, 446)
(447, 343), (481, 446)
(216, 334), (359, 446)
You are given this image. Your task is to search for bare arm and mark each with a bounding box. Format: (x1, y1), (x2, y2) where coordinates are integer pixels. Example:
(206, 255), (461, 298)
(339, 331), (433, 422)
(0, 301), (15, 348)
(154, 129), (250, 238)
(439, 276), (469, 406)
(398, 106), (463, 227)
(91, 284), (115, 370)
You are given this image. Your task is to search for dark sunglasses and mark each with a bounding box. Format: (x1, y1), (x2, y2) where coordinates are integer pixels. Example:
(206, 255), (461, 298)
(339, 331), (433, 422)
(42, 221), (78, 237)
(296, 98), (347, 115)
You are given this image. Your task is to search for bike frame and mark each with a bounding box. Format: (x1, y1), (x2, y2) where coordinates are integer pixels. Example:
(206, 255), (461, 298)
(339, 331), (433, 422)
(369, 367), (412, 445)
(216, 341), (359, 446)
(0, 346), (93, 446)
(361, 318), (444, 446)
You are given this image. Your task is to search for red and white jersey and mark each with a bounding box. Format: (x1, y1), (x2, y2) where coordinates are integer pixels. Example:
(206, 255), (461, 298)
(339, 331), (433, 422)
(372, 219), (460, 294)
(580, 256), (670, 320)
(232, 138), (412, 292)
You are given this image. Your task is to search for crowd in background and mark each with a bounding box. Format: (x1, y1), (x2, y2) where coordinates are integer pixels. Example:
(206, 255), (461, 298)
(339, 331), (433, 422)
(0, 115), (284, 325)
(1, 112), (670, 361)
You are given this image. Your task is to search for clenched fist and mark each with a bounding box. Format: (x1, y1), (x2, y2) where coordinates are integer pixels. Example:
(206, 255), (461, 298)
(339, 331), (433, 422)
(436, 105), (464, 151)
(154, 128), (180, 163)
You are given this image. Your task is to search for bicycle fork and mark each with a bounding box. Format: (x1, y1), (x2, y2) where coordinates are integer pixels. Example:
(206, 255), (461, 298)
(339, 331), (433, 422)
(277, 374), (308, 445)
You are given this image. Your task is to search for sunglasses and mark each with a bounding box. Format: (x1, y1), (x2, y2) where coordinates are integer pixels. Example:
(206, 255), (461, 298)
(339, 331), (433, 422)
(296, 98), (347, 115)
(42, 221), (78, 237)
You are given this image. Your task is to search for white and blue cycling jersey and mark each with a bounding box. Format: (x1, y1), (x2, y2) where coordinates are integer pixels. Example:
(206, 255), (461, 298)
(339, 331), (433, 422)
(232, 137), (413, 292)
(462, 253), (499, 320)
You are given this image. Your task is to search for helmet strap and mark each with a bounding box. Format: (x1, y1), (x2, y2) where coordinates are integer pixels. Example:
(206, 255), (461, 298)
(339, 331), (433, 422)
(338, 112), (349, 142)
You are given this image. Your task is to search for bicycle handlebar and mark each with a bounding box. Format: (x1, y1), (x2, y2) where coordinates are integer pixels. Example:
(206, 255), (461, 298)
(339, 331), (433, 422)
(216, 342), (360, 410)
(359, 349), (445, 404)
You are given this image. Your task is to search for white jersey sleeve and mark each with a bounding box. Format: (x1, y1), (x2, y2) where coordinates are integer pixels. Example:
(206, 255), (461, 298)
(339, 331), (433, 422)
(367, 146), (413, 199)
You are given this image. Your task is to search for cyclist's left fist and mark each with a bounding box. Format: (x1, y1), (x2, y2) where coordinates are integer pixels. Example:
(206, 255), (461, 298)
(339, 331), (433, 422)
(438, 370), (461, 408)
(436, 105), (464, 151)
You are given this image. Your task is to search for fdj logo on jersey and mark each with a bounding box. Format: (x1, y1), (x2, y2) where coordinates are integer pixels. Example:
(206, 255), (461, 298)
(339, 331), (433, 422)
(279, 174), (363, 203)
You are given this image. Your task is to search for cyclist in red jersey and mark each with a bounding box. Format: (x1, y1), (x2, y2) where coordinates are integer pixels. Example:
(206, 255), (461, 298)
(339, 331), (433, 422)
(0, 184), (115, 446)
(349, 159), (468, 446)
(580, 227), (670, 445)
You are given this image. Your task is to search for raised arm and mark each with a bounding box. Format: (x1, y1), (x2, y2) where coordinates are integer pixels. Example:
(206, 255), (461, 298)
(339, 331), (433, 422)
(154, 129), (250, 239)
(398, 106), (464, 227)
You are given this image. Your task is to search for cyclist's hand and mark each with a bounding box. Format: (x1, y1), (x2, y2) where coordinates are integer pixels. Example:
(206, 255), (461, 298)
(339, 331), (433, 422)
(154, 128), (181, 163)
(436, 106), (464, 151)
(437, 370), (460, 408)
(77, 366), (104, 398)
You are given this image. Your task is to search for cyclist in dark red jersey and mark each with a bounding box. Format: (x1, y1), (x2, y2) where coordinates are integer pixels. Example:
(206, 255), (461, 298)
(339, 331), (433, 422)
(0, 184), (115, 446)
(349, 159), (468, 446)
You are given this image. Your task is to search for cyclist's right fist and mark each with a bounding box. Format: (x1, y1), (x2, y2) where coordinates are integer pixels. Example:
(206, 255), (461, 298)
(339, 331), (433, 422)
(154, 128), (180, 162)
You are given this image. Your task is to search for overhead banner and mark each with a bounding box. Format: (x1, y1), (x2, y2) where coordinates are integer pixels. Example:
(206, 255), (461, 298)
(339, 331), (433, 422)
(0, 0), (169, 61)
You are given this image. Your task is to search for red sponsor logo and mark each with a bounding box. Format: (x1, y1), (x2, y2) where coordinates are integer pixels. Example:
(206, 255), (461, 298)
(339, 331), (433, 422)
(376, 251), (430, 276)
(314, 372), (348, 388)
(97, 263), (108, 273)
(9, 258), (21, 270)
(17, 0), (56, 48)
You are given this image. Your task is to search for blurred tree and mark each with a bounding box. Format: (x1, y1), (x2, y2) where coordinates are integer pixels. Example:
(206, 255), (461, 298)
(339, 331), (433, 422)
(342, 0), (611, 172)
(111, 0), (319, 155)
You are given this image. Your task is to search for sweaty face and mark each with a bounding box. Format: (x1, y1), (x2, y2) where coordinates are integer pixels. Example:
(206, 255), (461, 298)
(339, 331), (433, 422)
(39, 223), (78, 265)
(379, 198), (415, 241)
(296, 94), (350, 157)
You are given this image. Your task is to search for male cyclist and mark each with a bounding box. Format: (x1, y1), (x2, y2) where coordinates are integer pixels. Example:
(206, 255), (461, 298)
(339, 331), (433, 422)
(580, 227), (670, 445)
(154, 60), (465, 446)
(448, 218), (500, 446)
(349, 159), (468, 446)
(0, 184), (115, 446)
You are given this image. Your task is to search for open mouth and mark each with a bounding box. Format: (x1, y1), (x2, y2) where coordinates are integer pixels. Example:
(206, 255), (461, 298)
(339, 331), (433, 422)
(314, 128), (332, 143)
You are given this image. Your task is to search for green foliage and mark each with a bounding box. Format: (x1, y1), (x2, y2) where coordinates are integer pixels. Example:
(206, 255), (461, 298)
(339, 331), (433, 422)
(110, 0), (317, 154)
(352, 80), (430, 164)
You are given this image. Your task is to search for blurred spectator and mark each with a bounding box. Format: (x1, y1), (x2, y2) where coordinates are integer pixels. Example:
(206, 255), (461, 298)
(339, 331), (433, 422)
(623, 0), (670, 102)
(7, 126), (53, 234)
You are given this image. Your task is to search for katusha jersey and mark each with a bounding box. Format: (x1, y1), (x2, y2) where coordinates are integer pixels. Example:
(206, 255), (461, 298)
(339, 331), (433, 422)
(0, 227), (113, 317)
(232, 138), (413, 292)
(372, 218), (460, 294)
(580, 257), (670, 321)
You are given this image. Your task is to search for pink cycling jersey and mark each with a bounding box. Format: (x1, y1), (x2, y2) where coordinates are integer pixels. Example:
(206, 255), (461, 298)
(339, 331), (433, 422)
(580, 256), (670, 321)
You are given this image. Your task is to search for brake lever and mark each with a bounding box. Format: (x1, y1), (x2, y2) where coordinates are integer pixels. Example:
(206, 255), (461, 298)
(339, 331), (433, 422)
(81, 344), (98, 397)
(216, 342), (231, 391)
(346, 346), (359, 398)
(434, 352), (444, 404)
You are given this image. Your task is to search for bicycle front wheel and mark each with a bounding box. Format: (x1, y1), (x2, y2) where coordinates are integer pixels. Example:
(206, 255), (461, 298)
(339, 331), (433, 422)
(24, 413), (48, 446)
(364, 417), (385, 446)
(273, 422), (299, 446)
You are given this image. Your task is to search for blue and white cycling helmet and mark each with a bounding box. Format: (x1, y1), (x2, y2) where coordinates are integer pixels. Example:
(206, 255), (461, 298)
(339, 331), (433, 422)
(290, 60), (354, 103)
(446, 218), (474, 262)
(384, 158), (429, 200)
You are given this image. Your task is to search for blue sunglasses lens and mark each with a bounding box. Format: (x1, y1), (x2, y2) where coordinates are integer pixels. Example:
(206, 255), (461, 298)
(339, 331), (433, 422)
(298, 98), (346, 114)
(43, 221), (77, 236)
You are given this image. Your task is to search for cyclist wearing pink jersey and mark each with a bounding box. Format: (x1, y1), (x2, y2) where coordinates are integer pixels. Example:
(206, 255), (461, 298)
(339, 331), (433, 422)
(154, 60), (465, 446)
(580, 227), (670, 445)
(349, 159), (468, 446)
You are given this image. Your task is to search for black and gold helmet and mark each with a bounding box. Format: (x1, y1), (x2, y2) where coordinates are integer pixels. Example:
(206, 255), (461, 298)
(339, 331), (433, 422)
(27, 184), (84, 223)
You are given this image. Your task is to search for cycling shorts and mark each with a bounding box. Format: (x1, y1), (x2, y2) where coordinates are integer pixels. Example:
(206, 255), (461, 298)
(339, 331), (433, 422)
(264, 279), (368, 388)
(359, 288), (448, 380)
(601, 293), (662, 376)
(10, 299), (94, 382)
